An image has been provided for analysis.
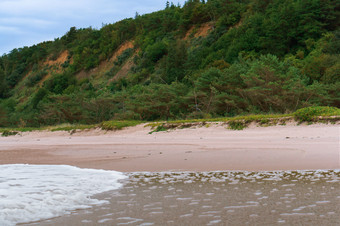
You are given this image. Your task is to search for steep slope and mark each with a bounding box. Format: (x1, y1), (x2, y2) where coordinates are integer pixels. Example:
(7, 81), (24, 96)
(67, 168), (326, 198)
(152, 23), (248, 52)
(0, 0), (339, 127)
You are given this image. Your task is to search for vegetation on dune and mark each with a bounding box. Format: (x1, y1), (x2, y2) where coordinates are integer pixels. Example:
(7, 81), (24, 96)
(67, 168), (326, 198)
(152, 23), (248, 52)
(0, 0), (339, 128)
(294, 106), (340, 122)
(147, 106), (339, 132)
(100, 120), (141, 130)
(1, 130), (18, 137)
(0, 107), (339, 136)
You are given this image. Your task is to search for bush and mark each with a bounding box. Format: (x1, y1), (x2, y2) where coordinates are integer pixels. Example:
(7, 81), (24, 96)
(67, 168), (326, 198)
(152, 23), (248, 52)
(31, 88), (48, 109)
(114, 48), (134, 66)
(294, 106), (340, 122)
(61, 60), (70, 68)
(145, 41), (167, 63)
(1, 130), (18, 137)
(44, 73), (75, 94)
(148, 124), (168, 134)
(100, 120), (141, 130)
(26, 70), (47, 87)
(228, 120), (249, 130)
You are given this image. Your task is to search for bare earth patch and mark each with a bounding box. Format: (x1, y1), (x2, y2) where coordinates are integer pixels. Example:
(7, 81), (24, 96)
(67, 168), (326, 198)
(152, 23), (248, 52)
(184, 22), (214, 40)
(76, 41), (135, 80)
(39, 50), (71, 84)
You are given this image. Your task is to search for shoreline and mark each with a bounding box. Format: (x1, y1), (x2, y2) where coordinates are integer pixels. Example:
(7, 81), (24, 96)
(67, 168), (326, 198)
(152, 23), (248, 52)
(0, 123), (339, 172)
(33, 170), (340, 226)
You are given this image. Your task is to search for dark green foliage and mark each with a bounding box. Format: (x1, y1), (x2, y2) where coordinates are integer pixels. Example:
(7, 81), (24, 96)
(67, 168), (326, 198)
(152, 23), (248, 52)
(26, 70), (48, 87)
(61, 60), (70, 68)
(6, 64), (26, 87)
(228, 120), (249, 130)
(108, 78), (128, 93)
(114, 48), (134, 66)
(44, 73), (76, 94)
(0, 0), (339, 128)
(0, 98), (16, 126)
(100, 120), (141, 130)
(31, 88), (48, 109)
(238, 54), (309, 112)
(119, 82), (189, 121)
(148, 124), (168, 134)
(164, 40), (187, 83)
(1, 130), (18, 137)
(144, 41), (168, 63)
(0, 67), (8, 98)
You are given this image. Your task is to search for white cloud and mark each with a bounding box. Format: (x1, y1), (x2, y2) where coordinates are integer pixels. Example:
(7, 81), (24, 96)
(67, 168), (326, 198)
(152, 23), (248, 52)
(0, 0), (125, 18)
(0, 0), (85, 16)
(0, 0), (186, 54)
(0, 17), (55, 28)
(0, 25), (23, 34)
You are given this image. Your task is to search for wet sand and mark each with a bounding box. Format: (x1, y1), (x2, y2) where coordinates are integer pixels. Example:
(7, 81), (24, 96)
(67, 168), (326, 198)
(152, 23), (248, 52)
(2, 123), (339, 225)
(0, 123), (339, 171)
(25, 170), (340, 226)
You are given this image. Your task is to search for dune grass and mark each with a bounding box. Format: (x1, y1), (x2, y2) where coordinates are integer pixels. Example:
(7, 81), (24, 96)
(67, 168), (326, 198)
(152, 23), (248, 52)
(100, 120), (141, 130)
(48, 124), (96, 132)
(146, 113), (293, 132)
(146, 107), (340, 133)
(293, 106), (340, 122)
(1, 107), (339, 136)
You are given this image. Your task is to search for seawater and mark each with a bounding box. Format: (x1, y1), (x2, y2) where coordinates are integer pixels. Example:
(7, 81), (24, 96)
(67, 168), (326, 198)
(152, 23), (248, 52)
(0, 164), (127, 226)
(28, 169), (340, 226)
(1, 166), (339, 225)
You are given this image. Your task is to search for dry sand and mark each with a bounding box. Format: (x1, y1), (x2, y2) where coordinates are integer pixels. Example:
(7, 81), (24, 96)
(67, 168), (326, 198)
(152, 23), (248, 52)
(0, 123), (339, 172)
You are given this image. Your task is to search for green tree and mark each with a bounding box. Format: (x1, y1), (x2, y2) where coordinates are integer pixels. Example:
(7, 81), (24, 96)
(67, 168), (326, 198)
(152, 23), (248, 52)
(239, 54), (308, 112)
(164, 40), (188, 83)
(0, 68), (7, 98)
(31, 88), (48, 109)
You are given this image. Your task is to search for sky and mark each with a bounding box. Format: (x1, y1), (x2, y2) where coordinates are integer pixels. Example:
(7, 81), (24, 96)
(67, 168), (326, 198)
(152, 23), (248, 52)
(0, 0), (186, 55)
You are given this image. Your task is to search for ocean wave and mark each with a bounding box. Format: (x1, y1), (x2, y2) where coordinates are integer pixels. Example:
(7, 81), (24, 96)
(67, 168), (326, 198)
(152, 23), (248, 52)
(0, 164), (127, 226)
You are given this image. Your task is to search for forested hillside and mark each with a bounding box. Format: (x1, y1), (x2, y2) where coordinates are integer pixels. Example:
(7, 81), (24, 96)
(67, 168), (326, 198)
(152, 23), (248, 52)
(0, 0), (339, 127)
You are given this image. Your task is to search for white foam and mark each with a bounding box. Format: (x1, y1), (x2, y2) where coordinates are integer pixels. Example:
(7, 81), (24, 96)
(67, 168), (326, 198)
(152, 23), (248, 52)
(0, 164), (127, 226)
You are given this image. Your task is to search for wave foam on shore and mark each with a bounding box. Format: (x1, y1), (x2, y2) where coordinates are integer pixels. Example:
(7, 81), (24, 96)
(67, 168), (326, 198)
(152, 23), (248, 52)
(0, 164), (127, 226)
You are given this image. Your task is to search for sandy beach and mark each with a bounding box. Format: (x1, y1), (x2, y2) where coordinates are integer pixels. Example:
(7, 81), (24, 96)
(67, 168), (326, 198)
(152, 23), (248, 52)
(1, 123), (340, 225)
(0, 123), (339, 172)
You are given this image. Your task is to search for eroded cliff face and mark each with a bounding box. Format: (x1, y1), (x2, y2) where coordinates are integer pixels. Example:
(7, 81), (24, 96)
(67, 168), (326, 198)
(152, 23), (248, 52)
(0, 0), (339, 127)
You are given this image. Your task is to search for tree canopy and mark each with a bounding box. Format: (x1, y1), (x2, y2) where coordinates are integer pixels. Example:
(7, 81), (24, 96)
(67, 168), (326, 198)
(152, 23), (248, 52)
(0, 0), (339, 127)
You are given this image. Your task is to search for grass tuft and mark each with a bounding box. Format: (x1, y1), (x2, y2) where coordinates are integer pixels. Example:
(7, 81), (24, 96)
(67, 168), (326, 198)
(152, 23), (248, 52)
(228, 120), (249, 130)
(148, 124), (168, 134)
(1, 107), (338, 133)
(49, 124), (96, 132)
(145, 107), (339, 132)
(100, 120), (141, 130)
(1, 130), (19, 137)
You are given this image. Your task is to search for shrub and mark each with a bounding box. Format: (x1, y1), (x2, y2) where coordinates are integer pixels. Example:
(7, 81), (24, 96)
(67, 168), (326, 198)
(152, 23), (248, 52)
(114, 48), (134, 66)
(148, 124), (168, 134)
(145, 41), (167, 63)
(1, 130), (18, 137)
(294, 106), (340, 122)
(228, 120), (249, 130)
(44, 73), (75, 94)
(100, 120), (141, 130)
(26, 70), (47, 87)
(31, 88), (48, 109)
(61, 60), (70, 68)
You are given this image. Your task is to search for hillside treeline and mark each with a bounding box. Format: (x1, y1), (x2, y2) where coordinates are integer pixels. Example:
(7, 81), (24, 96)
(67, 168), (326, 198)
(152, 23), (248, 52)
(0, 0), (339, 127)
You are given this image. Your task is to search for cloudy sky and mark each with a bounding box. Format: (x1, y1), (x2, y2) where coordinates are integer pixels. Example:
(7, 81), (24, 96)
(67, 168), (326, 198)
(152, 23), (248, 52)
(0, 0), (186, 55)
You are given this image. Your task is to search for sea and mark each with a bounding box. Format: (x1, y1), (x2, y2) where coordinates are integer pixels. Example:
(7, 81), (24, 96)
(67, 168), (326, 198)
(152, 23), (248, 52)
(0, 165), (339, 225)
